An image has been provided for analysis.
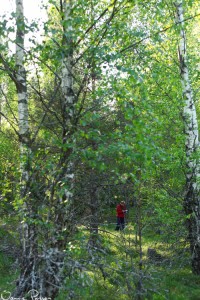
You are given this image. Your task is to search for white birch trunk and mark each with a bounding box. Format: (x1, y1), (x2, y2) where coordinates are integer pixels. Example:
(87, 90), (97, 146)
(175, 0), (200, 274)
(13, 1), (77, 297)
(15, 0), (30, 258)
(38, 1), (76, 297)
(61, 0), (75, 139)
(16, 0), (30, 189)
(13, 0), (39, 296)
(60, 0), (75, 218)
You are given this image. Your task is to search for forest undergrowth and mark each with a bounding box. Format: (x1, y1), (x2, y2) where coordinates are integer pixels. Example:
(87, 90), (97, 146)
(0, 220), (200, 300)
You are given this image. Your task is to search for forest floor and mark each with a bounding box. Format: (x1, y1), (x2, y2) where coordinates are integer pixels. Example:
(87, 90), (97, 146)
(0, 221), (200, 300)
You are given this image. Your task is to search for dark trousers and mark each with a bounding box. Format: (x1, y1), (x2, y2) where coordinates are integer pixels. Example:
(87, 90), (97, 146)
(115, 217), (125, 231)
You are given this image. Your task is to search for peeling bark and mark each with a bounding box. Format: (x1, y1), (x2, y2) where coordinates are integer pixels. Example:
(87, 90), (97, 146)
(13, 0), (39, 297)
(58, 0), (76, 235)
(13, 1), (68, 298)
(175, 0), (200, 275)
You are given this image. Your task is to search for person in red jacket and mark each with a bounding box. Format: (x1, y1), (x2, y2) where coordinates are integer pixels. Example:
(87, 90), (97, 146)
(115, 201), (127, 231)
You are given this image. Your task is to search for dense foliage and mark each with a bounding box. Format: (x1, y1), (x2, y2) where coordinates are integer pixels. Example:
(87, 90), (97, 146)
(0, 0), (200, 299)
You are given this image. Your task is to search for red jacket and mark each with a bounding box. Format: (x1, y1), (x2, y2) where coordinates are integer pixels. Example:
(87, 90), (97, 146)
(116, 203), (126, 218)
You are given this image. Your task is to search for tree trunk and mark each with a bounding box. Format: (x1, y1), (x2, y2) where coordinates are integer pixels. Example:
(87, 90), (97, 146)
(60, 0), (75, 200)
(38, 0), (76, 297)
(88, 185), (99, 247)
(54, 0), (76, 244)
(12, 0), (76, 298)
(175, 0), (200, 275)
(32, 1), (77, 297)
(13, 0), (40, 296)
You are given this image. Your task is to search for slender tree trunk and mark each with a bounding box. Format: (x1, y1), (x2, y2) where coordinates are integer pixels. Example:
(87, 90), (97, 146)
(35, 1), (76, 297)
(135, 172), (144, 299)
(13, 0), (38, 296)
(36, 1), (77, 297)
(88, 24), (99, 246)
(15, 0), (33, 252)
(15, 0), (30, 208)
(3, 0), (77, 298)
(55, 0), (75, 242)
(88, 185), (99, 247)
(175, 0), (200, 275)
(61, 0), (75, 188)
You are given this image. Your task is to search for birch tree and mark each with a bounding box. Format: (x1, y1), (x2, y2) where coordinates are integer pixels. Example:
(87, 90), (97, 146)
(38, 1), (76, 295)
(12, 0), (76, 297)
(13, 0), (40, 296)
(59, 0), (75, 232)
(175, 0), (200, 275)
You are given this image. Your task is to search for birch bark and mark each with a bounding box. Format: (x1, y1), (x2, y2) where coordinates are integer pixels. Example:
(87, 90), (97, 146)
(13, 0), (40, 296)
(11, 0), (76, 298)
(175, 0), (200, 274)
(38, 1), (76, 297)
(16, 0), (30, 195)
(61, 0), (75, 135)
(59, 0), (75, 233)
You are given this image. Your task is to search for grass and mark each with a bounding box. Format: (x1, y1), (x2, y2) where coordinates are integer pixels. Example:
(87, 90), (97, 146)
(56, 224), (200, 300)
(0, 220), (19, 296)
(3, 220), (188, 299)
(162, 270), (200, 300)
(0, 222), (200, 299)
(0, 251), (17, 296)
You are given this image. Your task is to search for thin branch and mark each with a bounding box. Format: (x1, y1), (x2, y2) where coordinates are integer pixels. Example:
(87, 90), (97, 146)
(16, 42), (62, 81)
(0, 54), (18, 86)
(120, 13), (200, 54)
(0, 112), (19, 137)
(75, 7), (109, 47)
(0, 85), (18, 124)
(74, 0), (123, 65)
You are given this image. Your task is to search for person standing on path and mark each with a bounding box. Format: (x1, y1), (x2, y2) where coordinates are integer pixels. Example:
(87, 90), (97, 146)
(115, 201), (127, 231)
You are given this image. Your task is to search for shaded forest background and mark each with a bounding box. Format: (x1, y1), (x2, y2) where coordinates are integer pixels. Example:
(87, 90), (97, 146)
(0, 0), (200, 299)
